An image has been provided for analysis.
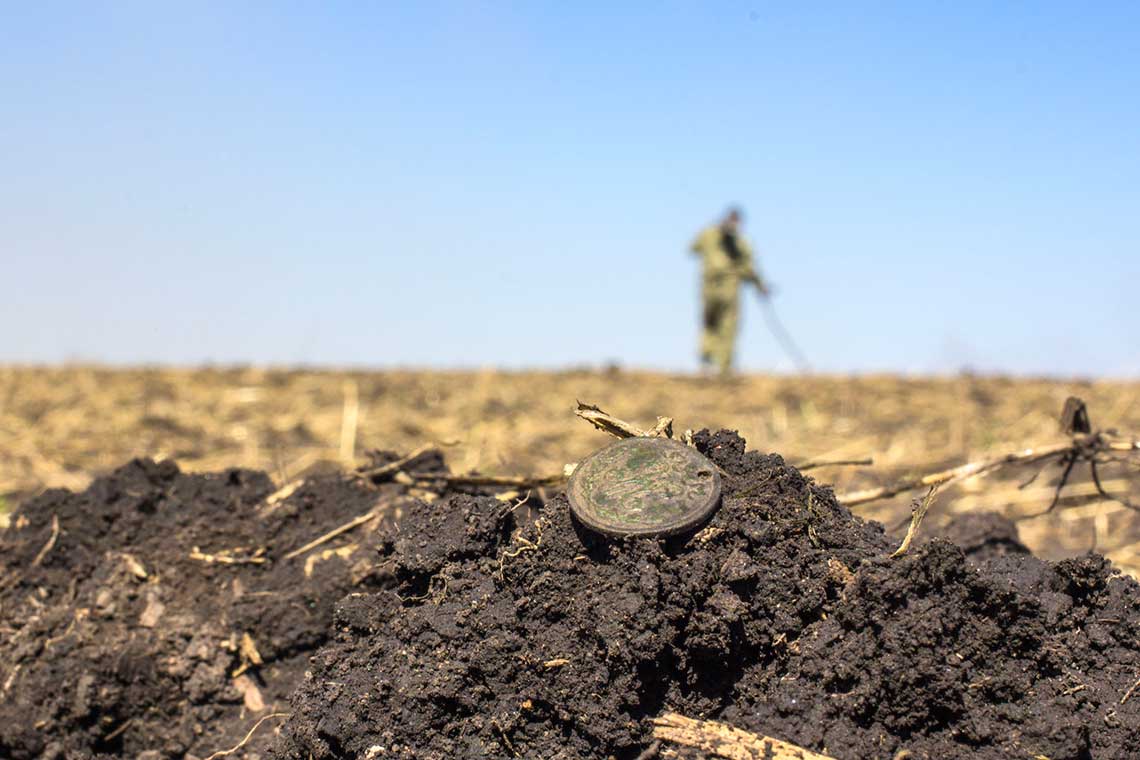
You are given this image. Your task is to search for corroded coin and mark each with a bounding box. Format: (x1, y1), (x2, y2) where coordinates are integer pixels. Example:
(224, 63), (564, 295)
(567, 437), (722, 538)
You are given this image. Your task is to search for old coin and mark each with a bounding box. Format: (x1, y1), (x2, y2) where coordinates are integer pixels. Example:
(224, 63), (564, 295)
(567, 437), (722, 538)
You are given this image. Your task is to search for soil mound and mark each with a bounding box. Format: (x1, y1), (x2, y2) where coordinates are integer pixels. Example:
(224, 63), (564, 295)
(0, 452), (428, 760)
(274, 431), (1140, 760)
(3, 432), (1138, 759)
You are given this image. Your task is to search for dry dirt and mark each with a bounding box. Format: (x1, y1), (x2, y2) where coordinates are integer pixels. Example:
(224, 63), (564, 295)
(1, 367), (1139, 575)
(4, 428), (1138, 760)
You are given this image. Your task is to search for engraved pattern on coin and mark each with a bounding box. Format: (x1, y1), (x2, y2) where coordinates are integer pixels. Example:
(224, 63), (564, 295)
(567, 437), (722, 537)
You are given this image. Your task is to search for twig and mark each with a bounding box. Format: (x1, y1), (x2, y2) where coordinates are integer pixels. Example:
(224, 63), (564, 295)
(355, 444), (435, 480)
(383, 401), (680, 494)
(2, 663), (23, 697)
(837, 441), (1076, 506)
(1122, 674), (1140, 705)
(103, 719), (132, 742)
(1107, 437), (1140, 453)
(258, 478), (305, 518)
(281, 502), (388, 560)
(1022, 452), (1079, 518)
(31, 514), (60, 567)
(1090, 457), (1138, 511)
(574, 402), (672, 440)
(797, 457), (873, 471)
(406, 472), (564, 489)
(651, 713), (835, 760)
(203, 712), (290, 760)
(189, 547), (268, 565)
(839, 401), (1140, 512)
(890, 485), (940, 558)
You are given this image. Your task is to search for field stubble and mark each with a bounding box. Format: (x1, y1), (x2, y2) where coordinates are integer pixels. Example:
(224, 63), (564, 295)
(1, 366), (1138, 575)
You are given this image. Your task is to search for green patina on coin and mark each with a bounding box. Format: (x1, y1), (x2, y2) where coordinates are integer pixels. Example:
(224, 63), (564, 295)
(567, 437), (722, 538)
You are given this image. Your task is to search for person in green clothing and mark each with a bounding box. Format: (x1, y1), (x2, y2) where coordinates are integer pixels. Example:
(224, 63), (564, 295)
(690, 207), (768, 375)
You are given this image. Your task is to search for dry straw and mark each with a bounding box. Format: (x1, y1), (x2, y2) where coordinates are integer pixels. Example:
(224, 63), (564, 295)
(1, 367), (1137, 574)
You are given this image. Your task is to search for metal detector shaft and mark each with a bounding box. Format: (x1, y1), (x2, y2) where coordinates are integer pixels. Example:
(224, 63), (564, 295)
(756, 293), (812, 373)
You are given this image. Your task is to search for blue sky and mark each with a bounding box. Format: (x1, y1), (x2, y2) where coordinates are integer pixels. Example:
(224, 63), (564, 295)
(2, 2), (1138, 375)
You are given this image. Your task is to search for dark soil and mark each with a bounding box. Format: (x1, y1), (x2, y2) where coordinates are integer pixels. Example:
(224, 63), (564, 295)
(3, 432), (1139, 760)
(0, 448), (448, 760)
(274, 431), (1140, 760)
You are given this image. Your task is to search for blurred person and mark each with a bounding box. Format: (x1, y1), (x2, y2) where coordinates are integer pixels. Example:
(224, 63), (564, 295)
(689, 207), (768, 375)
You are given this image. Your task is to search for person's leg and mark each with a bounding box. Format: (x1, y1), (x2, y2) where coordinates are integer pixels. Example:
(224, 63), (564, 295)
(713, 296), (739, 375)
(701, 296), (723, 368)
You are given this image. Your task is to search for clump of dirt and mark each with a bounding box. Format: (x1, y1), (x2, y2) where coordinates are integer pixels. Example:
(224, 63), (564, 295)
(4, 432), (1138, 760)
(274, 430), (1140, 760)
(0, 451), (433, 760)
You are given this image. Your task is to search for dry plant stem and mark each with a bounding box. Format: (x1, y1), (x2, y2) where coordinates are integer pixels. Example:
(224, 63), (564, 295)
(576, 402), (869, 472)
(203, 712), (290, 760)
(264, 479), (303, 506)
(574, 402), (672, 440)
(189, 547), (267, 565)
(103, 719), (132, 742)
(360, 401), (687, 497)
(31, 514), (60, 566)
(408, 472), (564, 489)
(890, 485), (940, 558)
(355, 444), (435, 480)
(1122, 675), (1140, 705)
(651, 713), (835, 760)
(282, 503), (387, 560)
(837, 441), (1077, 506)
(1108, 437), (1140, 453)
(797, 457), (874, 471)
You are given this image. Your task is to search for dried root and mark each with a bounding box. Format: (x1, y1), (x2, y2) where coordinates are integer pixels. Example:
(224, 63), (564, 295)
(496, 519), (544, 580)
(202, 712), (290, 760)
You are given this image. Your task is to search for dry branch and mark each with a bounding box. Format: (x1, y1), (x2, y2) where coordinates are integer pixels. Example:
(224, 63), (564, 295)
(797, 457), (874, 471)
(890, 486), (939, 557)
(355, 443), (436, 480)
(360, 403), (675, 496)
(651, 713), (835, 760)
(264, 480), (303, 505)
(574, 402), (673, 440)
(189, 547), (268, 565)
(282, 501), (390, 561)
(834, 403), (1135, 535)
(31, 515), (60, 567)
(837, 441), (1074, 506)
(406, 472), (564, 489)
(1123, 674), (1140, 705)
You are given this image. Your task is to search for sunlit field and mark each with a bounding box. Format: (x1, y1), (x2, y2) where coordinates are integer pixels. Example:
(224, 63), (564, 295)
(3, 366), (1138, 575)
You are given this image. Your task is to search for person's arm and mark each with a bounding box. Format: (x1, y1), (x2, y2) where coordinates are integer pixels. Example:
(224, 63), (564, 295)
(689, 229), (706, 255)
(738, 238), (770, 295)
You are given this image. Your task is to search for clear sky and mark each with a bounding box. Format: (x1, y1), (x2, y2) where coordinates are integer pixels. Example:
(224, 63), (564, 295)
(3, 2), (1138, 376)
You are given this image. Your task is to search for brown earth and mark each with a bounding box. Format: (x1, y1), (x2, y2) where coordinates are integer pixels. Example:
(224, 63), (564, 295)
(274, 430), (1140, 760)
(3, 430), (1138, 759)
(0, 447), (454, 759)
